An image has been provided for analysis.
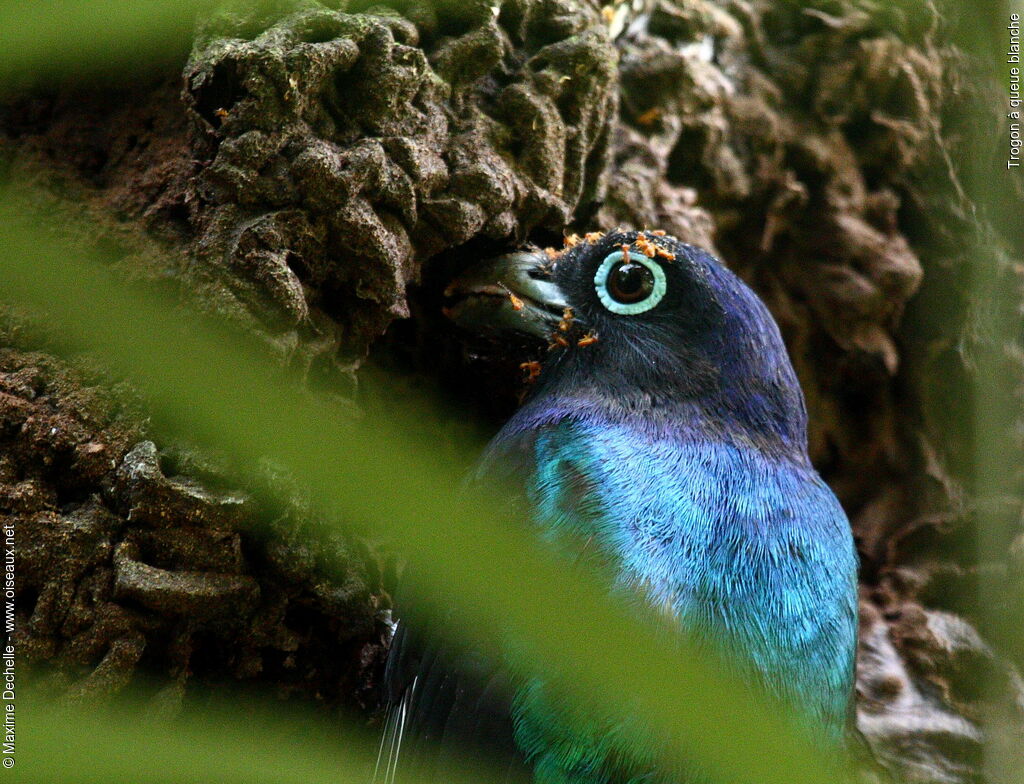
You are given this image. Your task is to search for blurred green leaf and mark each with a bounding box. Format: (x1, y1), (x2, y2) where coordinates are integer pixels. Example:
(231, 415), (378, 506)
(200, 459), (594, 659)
(0, 0), (214, 81)
(18, 695), (514, 784)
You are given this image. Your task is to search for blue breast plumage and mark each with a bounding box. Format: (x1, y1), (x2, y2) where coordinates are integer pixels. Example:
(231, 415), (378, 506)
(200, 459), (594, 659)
(377, 231), (858, 784)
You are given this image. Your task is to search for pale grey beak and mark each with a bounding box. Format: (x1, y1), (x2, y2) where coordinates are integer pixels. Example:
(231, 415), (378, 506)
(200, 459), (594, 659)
(443, 251), (568, 339)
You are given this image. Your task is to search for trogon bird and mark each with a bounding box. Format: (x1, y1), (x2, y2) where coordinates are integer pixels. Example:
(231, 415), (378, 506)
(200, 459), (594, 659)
(375, 231), (859, 783)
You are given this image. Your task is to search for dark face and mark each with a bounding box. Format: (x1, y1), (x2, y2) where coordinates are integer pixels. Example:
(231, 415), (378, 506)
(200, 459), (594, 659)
(445, 230), (808, 452)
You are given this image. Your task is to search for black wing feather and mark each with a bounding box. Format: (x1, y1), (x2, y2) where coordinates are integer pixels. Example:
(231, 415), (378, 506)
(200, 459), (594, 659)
(376, 603), (532, 783)
(375, 429), (543, 783)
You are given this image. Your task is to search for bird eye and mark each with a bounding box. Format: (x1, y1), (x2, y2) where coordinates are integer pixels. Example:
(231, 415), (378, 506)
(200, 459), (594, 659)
(607, 261), (653, 303)
(594, 251), (667, 314)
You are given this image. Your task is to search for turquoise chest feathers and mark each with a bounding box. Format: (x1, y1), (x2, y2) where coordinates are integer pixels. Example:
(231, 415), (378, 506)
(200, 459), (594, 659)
(525, 418), (858, 734)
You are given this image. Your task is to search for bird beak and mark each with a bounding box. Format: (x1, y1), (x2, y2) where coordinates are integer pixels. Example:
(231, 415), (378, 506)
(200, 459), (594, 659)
(443, 251), (569, 340)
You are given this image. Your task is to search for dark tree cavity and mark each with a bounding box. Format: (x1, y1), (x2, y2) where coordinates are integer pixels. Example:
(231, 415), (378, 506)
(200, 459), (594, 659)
(1, 1), (1022, 781)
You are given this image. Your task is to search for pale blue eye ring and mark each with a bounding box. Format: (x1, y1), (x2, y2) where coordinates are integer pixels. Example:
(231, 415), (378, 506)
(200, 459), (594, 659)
(593, 251), (667, 315)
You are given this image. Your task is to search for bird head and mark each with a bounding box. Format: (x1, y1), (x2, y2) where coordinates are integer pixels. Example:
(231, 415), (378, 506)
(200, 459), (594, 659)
(445, 230), (808, 454)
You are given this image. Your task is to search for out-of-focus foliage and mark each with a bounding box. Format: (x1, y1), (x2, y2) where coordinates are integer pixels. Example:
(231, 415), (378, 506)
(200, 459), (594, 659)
(0, 0), (1020, 783)
(0, 0), (216, 80)
(19, 694), (513, 784)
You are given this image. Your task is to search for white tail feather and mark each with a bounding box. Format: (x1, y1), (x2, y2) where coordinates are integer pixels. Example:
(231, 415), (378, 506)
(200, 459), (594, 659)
(372, 675), (417, 784)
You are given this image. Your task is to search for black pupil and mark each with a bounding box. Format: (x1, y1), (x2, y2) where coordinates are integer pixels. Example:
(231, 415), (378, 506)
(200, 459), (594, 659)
(608, 261), (654, 304)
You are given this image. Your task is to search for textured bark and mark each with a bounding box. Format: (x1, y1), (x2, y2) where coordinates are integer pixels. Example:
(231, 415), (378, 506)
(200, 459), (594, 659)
(1, 1), (1022, 781)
